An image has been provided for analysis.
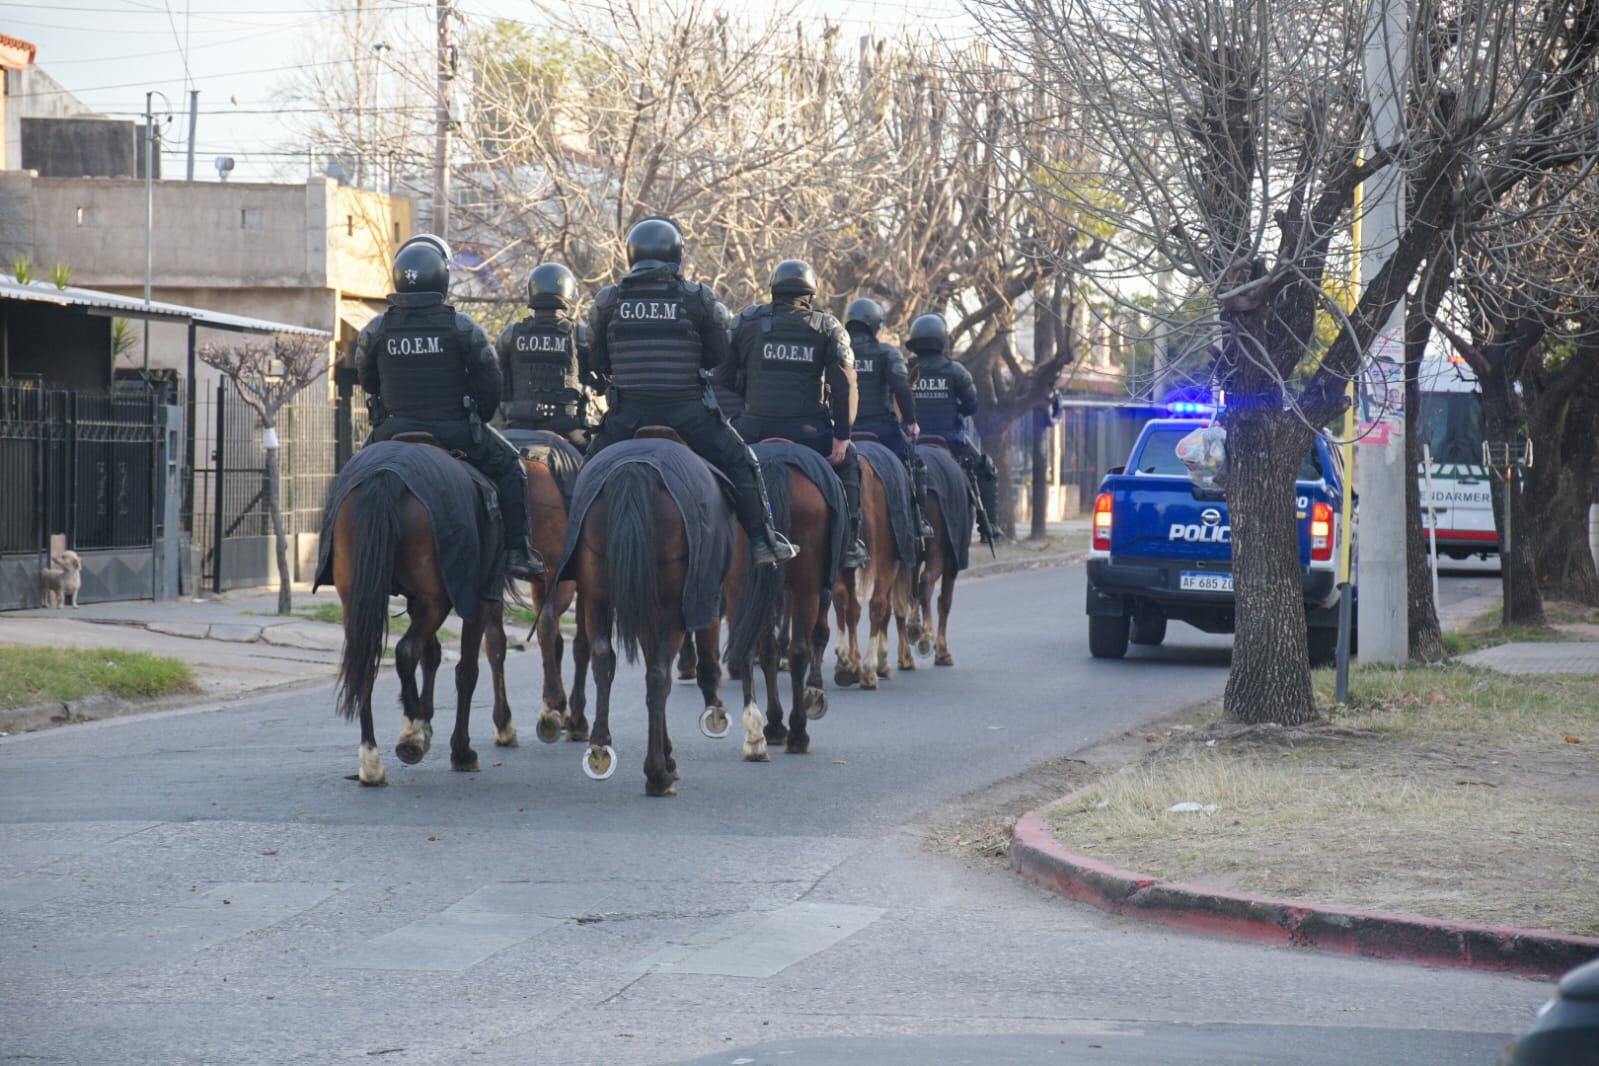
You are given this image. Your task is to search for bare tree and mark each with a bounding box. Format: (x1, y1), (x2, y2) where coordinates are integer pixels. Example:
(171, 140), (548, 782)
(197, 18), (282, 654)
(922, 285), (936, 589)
(199, 336), (329, 616)
(974, 0), (1599, 722)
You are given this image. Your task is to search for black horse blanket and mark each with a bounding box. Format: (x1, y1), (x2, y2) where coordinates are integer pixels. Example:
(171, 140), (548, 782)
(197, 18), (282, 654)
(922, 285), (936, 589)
(754, 441), (849, 587)
(314, 441), (502, 622)
(555, 438), (735, 633)
(504, 428), (585, 509)
(917, 442), (973, 573)
(853, 440), (918, 568)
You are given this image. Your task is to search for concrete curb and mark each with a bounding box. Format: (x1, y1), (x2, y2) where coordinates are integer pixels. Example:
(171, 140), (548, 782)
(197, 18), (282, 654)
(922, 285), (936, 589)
(0, 675), (332, 736)
(964, 550), (1086, 580)
(1011, 809), (1599, 979)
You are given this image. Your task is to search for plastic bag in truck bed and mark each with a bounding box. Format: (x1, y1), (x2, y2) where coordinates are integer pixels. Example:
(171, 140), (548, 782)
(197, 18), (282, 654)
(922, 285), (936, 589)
(1176, 424), (1227, 490)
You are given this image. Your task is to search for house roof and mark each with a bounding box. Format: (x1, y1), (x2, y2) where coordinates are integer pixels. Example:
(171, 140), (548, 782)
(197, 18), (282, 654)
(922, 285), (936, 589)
(1, 32), (38, 70)
(0, 277), (331, 338)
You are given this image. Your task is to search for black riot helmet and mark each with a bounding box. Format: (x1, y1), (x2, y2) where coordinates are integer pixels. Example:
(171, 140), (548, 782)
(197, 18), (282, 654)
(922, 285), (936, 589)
(768, 259), (818, 297)
(625, 218), (684, 267)
(845, 297), (886, 334)
(392, 238), (450, 296)
(398, 232), (452, 263)
(906, 313), (950, 354)
(527, 262), (578, 310)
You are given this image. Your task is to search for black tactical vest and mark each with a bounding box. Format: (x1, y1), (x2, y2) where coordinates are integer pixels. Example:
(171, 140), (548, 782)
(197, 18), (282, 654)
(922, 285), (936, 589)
(742, 306), (827, 421)
(604, 276), (704, 401)
(911, 356), (961, 436)
(712, 381), (744, 421)
(506, 317), (582, 422)
(375, 303), (468, 421)
(852, 334), (895, 422)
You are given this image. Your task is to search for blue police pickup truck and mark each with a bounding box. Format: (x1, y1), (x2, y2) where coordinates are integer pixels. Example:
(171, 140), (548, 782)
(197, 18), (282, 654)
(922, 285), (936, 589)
(1085, 417), (1351, 665)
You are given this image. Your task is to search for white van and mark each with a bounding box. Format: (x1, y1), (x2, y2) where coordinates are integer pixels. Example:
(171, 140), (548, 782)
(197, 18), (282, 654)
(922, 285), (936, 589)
(1416, 355), (1498, 559)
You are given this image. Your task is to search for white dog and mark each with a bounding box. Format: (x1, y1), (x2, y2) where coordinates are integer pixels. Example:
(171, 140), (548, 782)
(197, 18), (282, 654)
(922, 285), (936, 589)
(41, 550), (83, 608)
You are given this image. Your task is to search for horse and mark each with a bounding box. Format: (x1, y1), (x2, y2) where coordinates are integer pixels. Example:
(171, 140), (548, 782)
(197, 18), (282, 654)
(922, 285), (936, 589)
(510, 432), (592, 746)
(909, 439), (972, 667)
(559, 433), (737, 796)
(833, 439), (915, 688)
(723, 444), (839, 762)
(322, 440), (513, 786)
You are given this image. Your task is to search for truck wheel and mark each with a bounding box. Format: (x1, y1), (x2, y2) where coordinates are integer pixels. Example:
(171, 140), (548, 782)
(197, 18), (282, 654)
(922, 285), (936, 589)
(1307, 627), (1338, 668)
(1089, 615), (1130, 659)
(1130, 616), (1167, 646)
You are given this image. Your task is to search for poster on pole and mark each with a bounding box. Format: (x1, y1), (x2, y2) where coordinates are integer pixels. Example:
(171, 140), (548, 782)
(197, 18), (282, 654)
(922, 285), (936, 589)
(1357, 326), (1405, 445)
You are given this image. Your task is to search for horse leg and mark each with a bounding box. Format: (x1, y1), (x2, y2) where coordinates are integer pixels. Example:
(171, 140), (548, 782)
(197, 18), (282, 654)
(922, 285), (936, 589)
(483, 600), (515, 747)
(914, 562), (936, 659)
(738, 626), (768, 762)
(566, 591), (591, 742)
(806, 590), (829, 697)
(419, 636), (442, 724)
(643, 626), (678, 797)
(535, 580), (573, 744)
(587, 602), (618, 780)
(786, 600), (814, 754)
(449, 610), (484, 771)
(695, 618), (728, 739)
(760, 624), (788, 747)
(934, 567), (957, 667)
(832, 572), (860, 687)
(394, 597), (447, 765)
(863, 569), (892, 690)
(895, 570), (917, 672)
(676, 633), (698, 681)
(356, 675), (386, 786)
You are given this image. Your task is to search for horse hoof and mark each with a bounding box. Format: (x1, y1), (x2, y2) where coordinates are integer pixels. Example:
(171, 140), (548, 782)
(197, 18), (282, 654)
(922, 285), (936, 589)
(358, 744), (387, 785)
(535, 711), (562, 745)
(833, 667), (860, 687)
(777, 657), (791, 673)
(699, 703), (730, 739)
(583, 745), (617, 781)
(647, 779), (678, 797)
(860, 673), (879, 691)
(763, 723), (789, 744)
(741, 704), (769, 761)
(804, 687), (829, 720)
(395, 741), (426, 766)
(452, 752), (480, 773)
(900, 659), (916, 672)
(565, 723), (590, 743)
(495, 725), (520, 748)
(915, 638), (933, 659)
(785, 733), (810, 755)
(935, 651), (955, 667)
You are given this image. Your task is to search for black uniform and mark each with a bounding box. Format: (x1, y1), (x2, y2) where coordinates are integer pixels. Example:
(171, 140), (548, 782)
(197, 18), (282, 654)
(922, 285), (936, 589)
(496, 310), (599, 448)
(586, 263), (772, 543)
(724, 296), (865, 558)
(355, 291), (532, 566)
(849, 322), (932, 538)
(907, 345), (999, 530)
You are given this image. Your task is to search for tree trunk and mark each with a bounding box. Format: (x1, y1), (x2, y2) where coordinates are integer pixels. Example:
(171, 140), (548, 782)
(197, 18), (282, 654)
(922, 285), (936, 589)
(1527, 371), (1599, 605)
(264, 425), (293, 616)
(980, 421), (1016, 539)
(1029, 409), (1049, 541)
(1477, 371), (1545, 626)
(1402, 296), (1445, 661)
(1224, 401), (1317, 725)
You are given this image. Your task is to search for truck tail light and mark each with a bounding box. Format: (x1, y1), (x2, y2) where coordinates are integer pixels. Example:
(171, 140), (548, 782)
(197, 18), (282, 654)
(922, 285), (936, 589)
(1310, 501), (1333, 561)
(1093, 492), (1113, 551)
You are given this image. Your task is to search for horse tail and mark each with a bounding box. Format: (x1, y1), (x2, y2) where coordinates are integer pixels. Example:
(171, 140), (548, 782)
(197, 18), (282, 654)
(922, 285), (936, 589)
(604, 461), (659, 664)
(726, 460), (790, 668)
(336, 470), (404, 720)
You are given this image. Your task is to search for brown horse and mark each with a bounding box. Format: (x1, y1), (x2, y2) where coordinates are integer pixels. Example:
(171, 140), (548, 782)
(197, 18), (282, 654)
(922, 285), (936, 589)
(329, 457), (511, 786)
(567, 444), (735, 796)
(521, 452), (593, 746)
(910, 443), (965, 667)
(833, 449), (914, 688)
(724, 454), (833, 761)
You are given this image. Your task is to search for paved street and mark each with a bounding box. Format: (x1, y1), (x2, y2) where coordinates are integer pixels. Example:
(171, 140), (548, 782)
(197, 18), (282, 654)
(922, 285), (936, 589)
(1, 568), (1548, 1065)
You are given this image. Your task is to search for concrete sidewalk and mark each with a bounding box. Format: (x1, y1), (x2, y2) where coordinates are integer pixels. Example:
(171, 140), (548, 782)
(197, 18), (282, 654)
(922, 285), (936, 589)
(1459, 640), (1599, 674)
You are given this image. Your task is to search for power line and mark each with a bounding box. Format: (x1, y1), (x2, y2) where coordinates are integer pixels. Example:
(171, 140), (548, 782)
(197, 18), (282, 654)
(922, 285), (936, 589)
(8, 50), (433, 99)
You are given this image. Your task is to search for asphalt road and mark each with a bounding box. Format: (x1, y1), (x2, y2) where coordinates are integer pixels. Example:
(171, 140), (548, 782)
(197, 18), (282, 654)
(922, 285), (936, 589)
(0, 568), (1547, 1065)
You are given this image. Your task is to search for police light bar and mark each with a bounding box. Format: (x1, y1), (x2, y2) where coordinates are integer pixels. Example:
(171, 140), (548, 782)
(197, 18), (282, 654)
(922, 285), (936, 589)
(1165, 401), (1215, 417)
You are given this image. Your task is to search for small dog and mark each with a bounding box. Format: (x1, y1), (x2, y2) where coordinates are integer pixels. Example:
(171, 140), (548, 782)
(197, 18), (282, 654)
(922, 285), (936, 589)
(41, 550), (83, 608)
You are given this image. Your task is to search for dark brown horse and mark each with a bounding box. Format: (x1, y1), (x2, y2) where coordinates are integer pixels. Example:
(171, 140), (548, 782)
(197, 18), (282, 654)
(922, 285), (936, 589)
(910, 443), (964, 667)
(520, 452), (593, 746)
(832, 450), (914, 688)
(566, 445), (735, 796)
(723, 457), (832, 761)
(329, 459), (510, 785)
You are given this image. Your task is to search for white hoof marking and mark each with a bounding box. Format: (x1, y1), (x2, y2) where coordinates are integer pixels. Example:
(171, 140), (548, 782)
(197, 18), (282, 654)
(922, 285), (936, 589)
(741, 702), (769, 762)
(358, 743), (387, 785)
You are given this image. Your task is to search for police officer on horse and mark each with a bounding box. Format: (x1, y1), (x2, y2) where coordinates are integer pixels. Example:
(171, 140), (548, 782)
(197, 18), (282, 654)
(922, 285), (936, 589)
(845, 297), (934, 542)
(586, 219), (796, 567)
(496, 262), (601, 449)
(904, 312), (999, 546)
(725, 259), (870, 570)
(355, 234), (545, 580)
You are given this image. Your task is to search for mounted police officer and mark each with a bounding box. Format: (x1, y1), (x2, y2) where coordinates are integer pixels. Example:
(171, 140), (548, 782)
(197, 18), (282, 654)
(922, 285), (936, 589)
(725, 260), (869, 569)
(709, 300), (745, 423)
(356, 234), (545, 579)
(496, 262), (600, 449)
(586, 219), (795, 567)
(845, 297), (934, 542)
(905, 311), (999, 545)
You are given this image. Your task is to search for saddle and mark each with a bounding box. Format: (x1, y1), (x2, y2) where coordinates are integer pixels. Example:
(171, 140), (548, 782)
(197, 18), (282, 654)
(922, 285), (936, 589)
(390, 430), (463, 458)
(850, 431), (881, 444)
(918, 434), (949, 449)
(634, 425), (687, 446)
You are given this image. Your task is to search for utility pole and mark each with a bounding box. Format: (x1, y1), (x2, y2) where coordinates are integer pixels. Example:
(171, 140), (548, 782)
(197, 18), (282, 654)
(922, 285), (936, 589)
(1357, 0), (1411, 663)
(433, 0), (452, 238)
(185, 90), (198, 181)
(144, 91), (156, 374)
(354, 0), (367, 188)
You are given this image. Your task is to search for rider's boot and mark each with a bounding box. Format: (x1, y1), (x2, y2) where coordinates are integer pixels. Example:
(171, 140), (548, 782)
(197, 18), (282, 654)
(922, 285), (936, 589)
(736, 446), (798, 567)
(837, 444), (869, 569)
(495, 463), (547, 580)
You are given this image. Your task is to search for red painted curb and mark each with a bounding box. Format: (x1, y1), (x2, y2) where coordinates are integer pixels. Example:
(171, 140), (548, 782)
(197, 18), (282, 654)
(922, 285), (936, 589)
(1011, 810), (1599, 979)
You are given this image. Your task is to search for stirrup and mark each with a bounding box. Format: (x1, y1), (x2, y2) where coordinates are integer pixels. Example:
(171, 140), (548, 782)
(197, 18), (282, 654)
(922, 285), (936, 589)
(842, 538), (870, 569)
(752, 530), (799, 567)
(506, 545), (546, 579)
